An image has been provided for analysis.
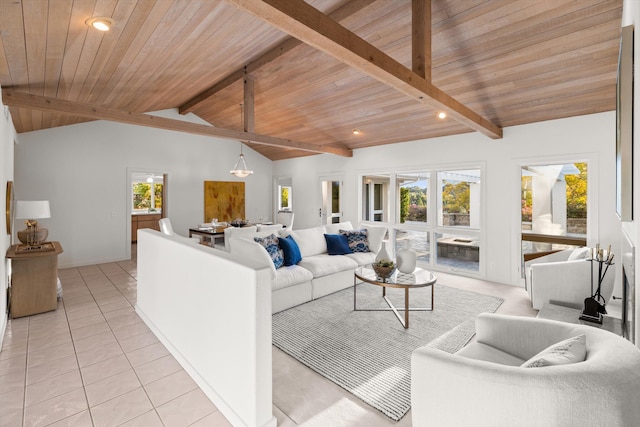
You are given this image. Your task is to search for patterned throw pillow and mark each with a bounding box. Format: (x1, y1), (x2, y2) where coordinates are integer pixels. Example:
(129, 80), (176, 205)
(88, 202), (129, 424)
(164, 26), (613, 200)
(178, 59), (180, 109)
(254, 234), (284, 269)
(339, 229), (369, 253)
(521, 334), (587, 368)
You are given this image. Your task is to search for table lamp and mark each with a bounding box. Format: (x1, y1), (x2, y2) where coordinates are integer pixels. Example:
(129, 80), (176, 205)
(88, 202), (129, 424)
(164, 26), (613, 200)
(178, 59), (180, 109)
(15, 200), (51, 246)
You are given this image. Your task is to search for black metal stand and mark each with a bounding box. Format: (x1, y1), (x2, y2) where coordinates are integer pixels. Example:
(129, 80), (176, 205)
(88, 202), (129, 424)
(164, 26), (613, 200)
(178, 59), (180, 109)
(580, 251), (613, 324)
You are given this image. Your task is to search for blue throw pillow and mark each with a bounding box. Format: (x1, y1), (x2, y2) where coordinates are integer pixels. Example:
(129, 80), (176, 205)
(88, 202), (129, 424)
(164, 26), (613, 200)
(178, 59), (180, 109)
(279, 235), (302, 266)
(324, 234), (352, 255)
(339, 229), (369, 253)
(254, 234), (284, 269)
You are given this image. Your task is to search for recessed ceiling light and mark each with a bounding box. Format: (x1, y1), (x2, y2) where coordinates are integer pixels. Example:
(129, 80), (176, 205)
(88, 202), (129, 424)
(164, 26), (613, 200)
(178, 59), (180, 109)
(85, 17), (114, 31)
(352, 128), (362, 135)
(437, 111), (447, 119)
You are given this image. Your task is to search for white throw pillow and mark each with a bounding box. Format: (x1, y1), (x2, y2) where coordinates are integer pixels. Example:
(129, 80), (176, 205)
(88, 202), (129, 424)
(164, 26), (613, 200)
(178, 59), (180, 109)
(521, 334), (587, 368)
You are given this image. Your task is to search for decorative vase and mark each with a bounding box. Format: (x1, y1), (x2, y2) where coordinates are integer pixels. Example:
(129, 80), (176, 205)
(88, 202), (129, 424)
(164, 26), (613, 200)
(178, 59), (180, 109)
(375, 241), (392, 263)
(397, 240), (416, 273)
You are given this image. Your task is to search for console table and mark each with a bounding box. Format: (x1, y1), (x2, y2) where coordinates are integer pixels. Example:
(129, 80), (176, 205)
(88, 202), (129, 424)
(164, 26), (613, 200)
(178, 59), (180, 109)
(6, 241), (63, 318)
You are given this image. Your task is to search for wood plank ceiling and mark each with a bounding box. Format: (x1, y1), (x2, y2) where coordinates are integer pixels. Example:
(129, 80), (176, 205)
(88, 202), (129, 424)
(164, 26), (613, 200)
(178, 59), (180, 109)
(0, 0), (623, 161)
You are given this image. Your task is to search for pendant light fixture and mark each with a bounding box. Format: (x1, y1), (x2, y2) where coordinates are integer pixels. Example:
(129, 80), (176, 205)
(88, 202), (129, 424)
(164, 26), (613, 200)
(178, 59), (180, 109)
(230, 104), (254, 178)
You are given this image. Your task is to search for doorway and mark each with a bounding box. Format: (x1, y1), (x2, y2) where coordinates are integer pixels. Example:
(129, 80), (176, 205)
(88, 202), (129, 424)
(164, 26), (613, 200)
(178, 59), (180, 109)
(128, 170), (168, 259)
(320, 178), (342, 226)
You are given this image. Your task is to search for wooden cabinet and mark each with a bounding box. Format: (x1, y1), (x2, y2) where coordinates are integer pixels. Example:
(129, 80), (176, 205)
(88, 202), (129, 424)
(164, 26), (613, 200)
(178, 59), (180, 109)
(6, 242), (63, 318)
(131, 213), (161, 242)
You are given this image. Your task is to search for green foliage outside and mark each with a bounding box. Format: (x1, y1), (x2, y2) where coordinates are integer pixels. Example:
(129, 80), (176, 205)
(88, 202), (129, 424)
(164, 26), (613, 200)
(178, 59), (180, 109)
(401, 185), (427, 222)
(133, 183), (163, 211)
(520, 162), (587, 222)
(399, 187), (409, 223)
(281, 187), (289, 208)
(565, 163), (587, 218)
(442, 181), (470, 214)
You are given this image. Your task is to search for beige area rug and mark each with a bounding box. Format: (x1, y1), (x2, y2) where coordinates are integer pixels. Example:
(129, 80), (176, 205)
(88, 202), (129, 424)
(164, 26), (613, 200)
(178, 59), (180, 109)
(272, 283), (503, 421)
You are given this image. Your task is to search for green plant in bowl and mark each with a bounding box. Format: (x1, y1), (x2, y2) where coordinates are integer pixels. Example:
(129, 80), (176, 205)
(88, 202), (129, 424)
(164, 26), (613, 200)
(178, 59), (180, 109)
(372, 259), (396, 281)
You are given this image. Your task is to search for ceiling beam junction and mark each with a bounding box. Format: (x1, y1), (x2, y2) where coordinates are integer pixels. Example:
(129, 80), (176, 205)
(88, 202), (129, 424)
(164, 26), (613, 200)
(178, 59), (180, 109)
(225, 0), (502, 139)
(179, 0), (376, 115)
(2, 91), (352, 157)
(412, 0), (431, 81)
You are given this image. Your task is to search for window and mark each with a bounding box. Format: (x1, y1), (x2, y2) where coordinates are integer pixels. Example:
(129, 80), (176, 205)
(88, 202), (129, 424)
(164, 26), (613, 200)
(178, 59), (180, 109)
(361, 166), (482, 276)
(321, 179), (343, 224)
(521, 162), (587, 263)
(132, 174), (163, 213)
(438, 169), (480, 228)
(397, 172), (429, 224)
(363, 175), (389, 222)
(279, 185), (292, 211)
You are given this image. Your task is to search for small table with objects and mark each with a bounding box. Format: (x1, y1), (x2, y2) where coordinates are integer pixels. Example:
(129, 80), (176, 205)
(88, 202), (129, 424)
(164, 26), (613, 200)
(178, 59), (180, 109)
(188, 225), (227, 247)
(354, 265), (437, 329)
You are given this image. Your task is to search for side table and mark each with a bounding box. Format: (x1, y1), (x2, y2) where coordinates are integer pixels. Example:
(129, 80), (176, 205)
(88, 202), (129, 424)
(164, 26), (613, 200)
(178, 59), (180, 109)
(6, 241), (63, 318)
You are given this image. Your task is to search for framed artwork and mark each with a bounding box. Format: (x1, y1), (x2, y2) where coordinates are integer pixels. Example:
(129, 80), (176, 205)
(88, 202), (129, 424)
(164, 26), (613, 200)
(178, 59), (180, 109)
(204, 181), (245, 223)
(5, 180), (13, 234)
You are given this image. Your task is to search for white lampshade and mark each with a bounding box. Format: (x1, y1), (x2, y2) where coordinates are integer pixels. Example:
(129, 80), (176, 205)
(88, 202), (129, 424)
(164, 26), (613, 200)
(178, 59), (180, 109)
(15, 200), (51, 220)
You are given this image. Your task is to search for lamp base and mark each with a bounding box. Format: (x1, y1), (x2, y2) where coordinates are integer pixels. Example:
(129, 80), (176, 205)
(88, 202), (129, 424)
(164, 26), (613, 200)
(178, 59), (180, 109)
(17, 227), (48, 246)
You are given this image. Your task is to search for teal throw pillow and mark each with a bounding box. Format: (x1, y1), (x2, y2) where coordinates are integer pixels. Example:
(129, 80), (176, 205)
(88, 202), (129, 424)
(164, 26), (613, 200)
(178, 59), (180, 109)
(339, 229), (369, 253)
(324, 234), (352, 255)
(254, 234), (284, 269)
(279, 235), (302, 266)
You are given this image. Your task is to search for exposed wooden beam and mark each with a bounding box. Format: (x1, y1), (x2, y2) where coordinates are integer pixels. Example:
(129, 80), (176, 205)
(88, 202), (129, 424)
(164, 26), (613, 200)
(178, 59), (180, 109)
(225, 0), (502, 139)
(412, 0), (431, 81)
(179, 0), (376, 115)
(243, 71), (255, 132)
(2, 91), (352, 157)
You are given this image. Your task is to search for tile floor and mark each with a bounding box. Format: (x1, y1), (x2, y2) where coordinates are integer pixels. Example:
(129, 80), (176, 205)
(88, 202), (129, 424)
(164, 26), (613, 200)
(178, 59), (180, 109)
(0, 249), (538, 427)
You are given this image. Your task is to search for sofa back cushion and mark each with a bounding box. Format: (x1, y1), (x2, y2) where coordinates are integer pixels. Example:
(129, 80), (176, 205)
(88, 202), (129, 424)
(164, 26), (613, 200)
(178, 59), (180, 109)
(224, 225), (258, 251)
(363, 225), (387, 254)
(287, 226), (327, 257)
(229, 237), (276, 278)
(324, 221), (353, 235)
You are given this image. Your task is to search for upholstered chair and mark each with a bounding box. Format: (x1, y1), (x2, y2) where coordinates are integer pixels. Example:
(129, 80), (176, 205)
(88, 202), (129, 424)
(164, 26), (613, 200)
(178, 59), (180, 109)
(411, 313), (640, 427)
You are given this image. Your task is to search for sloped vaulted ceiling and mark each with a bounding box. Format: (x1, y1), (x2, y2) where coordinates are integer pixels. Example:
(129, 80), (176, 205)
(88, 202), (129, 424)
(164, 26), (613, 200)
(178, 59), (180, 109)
(0, 0), (623, 160)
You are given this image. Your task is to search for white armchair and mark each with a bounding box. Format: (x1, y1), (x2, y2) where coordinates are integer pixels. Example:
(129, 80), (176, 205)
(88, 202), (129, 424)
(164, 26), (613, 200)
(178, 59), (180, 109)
(525, 247), (614, 310)
(158, 218), (200, 244)
(411, 313), (640, 427)
(276, 211), (294, 229)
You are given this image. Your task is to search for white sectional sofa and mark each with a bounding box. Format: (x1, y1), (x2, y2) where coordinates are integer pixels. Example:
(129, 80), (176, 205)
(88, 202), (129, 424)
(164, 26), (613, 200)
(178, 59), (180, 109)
(228, 221), (388, 313)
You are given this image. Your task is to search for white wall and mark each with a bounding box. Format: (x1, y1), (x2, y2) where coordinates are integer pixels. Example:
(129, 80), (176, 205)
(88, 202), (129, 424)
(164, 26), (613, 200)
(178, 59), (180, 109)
(0, 87), (16, 345)
(622, 0), (640, 344)
(274, 112), (618, 288)
(14, 109), (273, 268)
(136, 230), (275, 427)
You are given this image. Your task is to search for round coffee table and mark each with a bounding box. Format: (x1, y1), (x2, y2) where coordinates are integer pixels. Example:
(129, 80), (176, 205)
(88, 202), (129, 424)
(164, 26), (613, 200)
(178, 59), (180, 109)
(354, 265), (437, 329)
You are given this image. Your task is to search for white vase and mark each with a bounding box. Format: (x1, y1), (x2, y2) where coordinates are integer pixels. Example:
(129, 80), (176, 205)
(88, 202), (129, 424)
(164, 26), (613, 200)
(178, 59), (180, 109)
(375, 241), (392, 263)
(397, 240), (417, 273)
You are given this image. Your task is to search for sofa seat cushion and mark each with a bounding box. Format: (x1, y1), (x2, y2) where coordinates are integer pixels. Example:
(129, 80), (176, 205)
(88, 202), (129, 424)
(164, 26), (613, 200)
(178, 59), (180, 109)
(273, 265), (314, 291)
(455, 342), (525, 367)
(345, 251), (376, 266)
(298, 254), (358, 278)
